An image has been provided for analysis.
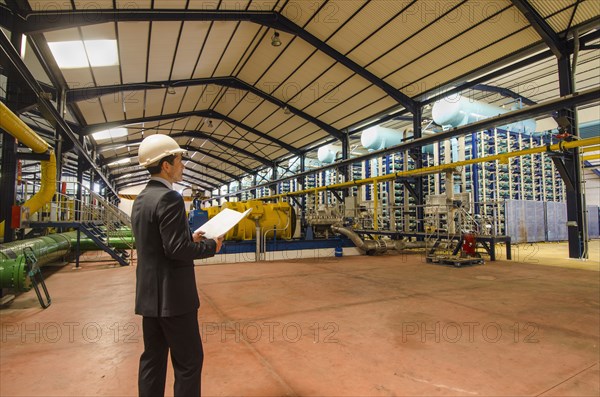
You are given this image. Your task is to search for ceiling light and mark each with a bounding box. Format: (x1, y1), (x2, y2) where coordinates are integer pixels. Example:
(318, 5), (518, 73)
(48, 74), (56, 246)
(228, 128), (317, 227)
(20, 34), (27, 58)
(48, 39), (119, 69)
(207, 120), (213, 128)
(167, 86), (176, 95)
(271, 31), (282, 47)
(92, 127), (128, 141)
(283, 105), (291, 115)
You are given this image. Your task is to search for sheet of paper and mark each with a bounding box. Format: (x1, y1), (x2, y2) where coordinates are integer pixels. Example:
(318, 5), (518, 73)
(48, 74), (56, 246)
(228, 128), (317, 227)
(194, 208), (252, 239)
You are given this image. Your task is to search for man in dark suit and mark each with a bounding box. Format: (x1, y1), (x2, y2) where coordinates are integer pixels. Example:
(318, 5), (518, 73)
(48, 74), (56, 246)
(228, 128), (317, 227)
(132, 134), (223, 397)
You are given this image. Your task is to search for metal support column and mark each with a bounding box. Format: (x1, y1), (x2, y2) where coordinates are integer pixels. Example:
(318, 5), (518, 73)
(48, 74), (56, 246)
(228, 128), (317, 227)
(55, 87), (66, 186)
(558, 55), (587, 259)
(340, 133), (350, 198)
(0, 29), (23, 243)
(300, 155), (306, 234)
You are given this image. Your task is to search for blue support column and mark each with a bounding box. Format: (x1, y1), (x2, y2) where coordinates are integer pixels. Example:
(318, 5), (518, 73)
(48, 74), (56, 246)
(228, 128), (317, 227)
(364, 160), (371, 200)
(471, 132), (480, 214)
(412, 106), (424, 233)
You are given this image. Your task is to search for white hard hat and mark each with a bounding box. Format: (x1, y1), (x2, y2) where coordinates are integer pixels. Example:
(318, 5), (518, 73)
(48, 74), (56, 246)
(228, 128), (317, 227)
(138, 134), (187, 167)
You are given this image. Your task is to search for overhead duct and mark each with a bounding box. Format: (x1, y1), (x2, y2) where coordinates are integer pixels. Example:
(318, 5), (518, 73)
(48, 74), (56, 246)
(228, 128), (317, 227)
(331, 226), (426, 255)
(432, 96), (537, 133)
(0, 102), (57, 238)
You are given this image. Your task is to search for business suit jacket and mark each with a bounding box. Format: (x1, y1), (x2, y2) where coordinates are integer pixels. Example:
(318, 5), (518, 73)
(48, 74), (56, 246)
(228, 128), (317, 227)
(132, 180), (216, 317)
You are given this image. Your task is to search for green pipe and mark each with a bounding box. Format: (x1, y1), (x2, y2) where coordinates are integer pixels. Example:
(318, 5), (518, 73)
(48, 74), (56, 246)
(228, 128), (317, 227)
(0, 257), (29, 290)
(0, 234), (71, 264)
(0, 229), (135, 291)
(70, 236), (136, 251)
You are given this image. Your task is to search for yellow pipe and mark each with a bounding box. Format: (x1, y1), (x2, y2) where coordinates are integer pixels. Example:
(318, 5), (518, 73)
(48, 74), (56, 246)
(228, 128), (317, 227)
(581, 145), (600, 153)
(0, 101), (56, 238)
(0, 102), (50, 153)
(582, 154), (600, 162)
(259, 136), (600, 201)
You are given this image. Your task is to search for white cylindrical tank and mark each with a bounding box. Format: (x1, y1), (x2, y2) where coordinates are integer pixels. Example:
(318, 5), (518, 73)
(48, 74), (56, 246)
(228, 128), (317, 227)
(361, 126), (405, 151)
(432, 96), (536, 133)
(317, 145), (342, 163)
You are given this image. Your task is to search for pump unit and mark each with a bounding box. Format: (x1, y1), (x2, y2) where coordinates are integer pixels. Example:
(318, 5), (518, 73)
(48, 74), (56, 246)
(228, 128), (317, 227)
(202, 201), (296, 240)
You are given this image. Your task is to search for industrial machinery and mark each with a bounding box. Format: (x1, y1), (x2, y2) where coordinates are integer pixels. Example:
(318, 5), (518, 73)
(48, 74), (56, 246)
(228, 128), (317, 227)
(194, 200), (296, 241)
(306, 205), (343, 238)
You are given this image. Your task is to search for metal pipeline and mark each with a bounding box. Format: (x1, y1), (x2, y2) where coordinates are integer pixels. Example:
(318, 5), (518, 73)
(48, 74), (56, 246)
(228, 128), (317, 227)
(331, 226), (426, 255)
(0, 229), (134, 291)
(0, 233), (71, 290)
(0, 101), (57, 238)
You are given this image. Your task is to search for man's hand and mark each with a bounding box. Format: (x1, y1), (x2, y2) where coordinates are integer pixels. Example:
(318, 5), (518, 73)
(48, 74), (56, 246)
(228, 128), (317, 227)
(214, 235), (224, 253)
(192, 230), (206, 243)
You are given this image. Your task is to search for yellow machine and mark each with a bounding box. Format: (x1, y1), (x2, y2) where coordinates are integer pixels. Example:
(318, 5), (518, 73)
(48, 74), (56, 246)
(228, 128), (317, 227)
(212, 200), (295, 240)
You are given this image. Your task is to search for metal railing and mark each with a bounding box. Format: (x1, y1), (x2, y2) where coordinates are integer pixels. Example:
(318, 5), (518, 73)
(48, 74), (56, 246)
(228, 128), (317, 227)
(23, 180), (133, 252)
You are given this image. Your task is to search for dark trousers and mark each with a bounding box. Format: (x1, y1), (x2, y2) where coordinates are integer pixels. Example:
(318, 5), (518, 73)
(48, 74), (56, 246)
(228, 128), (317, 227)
(139, 311), (203, 397)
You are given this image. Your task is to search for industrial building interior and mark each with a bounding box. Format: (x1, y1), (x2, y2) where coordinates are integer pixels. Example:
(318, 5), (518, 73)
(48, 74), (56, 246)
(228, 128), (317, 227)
(1, 0), (599, 396)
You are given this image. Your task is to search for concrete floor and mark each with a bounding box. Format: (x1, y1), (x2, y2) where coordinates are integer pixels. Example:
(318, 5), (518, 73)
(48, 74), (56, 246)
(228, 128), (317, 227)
(1, 241), (599, 396)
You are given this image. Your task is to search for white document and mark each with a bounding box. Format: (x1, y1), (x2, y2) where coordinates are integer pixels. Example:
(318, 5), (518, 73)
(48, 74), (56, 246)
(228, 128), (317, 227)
(194, 208), (253, 239)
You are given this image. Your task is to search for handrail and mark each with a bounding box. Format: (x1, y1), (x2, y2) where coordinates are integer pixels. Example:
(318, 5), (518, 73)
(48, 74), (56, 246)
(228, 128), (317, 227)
(26, 180), (133, 252)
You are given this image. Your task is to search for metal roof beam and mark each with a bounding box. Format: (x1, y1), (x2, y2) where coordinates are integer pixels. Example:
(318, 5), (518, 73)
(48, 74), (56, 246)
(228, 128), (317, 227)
(176, 131), (271, 167)
(473, 84), (537, 105)
(0, 28), (117, 196)
(16, 8), (416, 112)
(180, 157), (230, 184)
(67, 76), (344, 140)
(102, 131), (273, 170)
(179, 144), (253, 175)
(97, 138), (254, 175)
(82, 109), (301, 156)
(180, 154), (239, 180)
(110, 161), (227, 186)
(97, 130), (270, 167)
(112, 169), (217, 190)
(116, 173), (214, 191)
(511, 0), (567, 58)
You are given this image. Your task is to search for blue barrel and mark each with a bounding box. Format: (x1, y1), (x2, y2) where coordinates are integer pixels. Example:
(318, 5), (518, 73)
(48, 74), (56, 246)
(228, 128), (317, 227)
(334, 247), (343, 257)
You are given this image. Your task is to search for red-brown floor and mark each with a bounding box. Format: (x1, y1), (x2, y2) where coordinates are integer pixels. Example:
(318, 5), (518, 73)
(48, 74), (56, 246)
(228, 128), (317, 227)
(1, 250), (599, 396)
